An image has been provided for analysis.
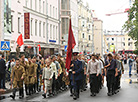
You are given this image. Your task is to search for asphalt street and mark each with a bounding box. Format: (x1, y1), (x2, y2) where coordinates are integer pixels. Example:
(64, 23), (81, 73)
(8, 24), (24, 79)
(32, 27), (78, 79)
(0, 64), (138, 102)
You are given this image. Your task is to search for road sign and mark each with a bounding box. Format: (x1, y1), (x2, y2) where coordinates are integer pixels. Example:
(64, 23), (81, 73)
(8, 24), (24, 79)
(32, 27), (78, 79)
(64, 45), (67, 52)
(1, 41), (10, 51)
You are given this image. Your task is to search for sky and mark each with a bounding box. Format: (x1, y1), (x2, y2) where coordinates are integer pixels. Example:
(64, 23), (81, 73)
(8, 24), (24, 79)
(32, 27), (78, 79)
(84, 0), (130, 33)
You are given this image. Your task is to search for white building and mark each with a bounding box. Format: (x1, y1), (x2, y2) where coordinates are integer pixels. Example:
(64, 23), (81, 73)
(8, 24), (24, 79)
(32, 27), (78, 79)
(103, 33), (136, 53)
(7, 0), (60, 57)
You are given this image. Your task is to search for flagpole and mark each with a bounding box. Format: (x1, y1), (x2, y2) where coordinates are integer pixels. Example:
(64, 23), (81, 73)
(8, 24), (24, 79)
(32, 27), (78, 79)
(69, 15), (75, 84)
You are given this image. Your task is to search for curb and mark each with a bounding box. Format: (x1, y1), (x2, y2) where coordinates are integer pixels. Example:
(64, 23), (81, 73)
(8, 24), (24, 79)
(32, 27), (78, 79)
(0, 89), (12, 95)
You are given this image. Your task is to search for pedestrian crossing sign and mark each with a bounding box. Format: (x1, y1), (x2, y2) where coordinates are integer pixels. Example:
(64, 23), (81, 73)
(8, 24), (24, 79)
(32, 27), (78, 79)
(1, 41), (10, 51)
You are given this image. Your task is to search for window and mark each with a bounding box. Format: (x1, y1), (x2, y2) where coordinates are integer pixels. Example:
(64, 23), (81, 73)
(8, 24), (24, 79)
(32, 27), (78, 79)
(35, 0), (37, 11)
(43, 1), (45, 14)
(50, 24), (52, 38)
(123, 43), (125, 46)
(128, 38), (130, 40)
(53, 7), (54, 17)
(56, 8), (57, 19)
(89, 24), (90, 28)
(53, 25), (55, 39)
(47, 23), (49, 38)
(128, 42), (131, 46)
(43, 23), (45, 38)
(112, 43), (114, 45)
(39, 21), (41, 37)
(89, 35), (91, 40)
(30, 0), (32, 9)
(107, 38), (109, 40)
(26, 0), (28, 7)
(35, 20), (37, 36)
(112, 38), (114, 40)
(82, 21), (85, 27)
(31, 19), (33, 35)
(18, 17), (20, 33)
(56, 26), (58, 39)
(11, 15), (13, 32)
(82, 33), (85, 38)
(39, 0), (41, 12)
(50, 5), (51, 16)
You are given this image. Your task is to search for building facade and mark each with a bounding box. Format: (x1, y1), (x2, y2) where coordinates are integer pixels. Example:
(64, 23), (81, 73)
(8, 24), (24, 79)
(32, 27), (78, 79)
(60, 0), (78, 54)
(78, 0), (93, 54)
(7, 0), (60, 57)
(93, 18), (103, 55)
(104, 33), (136, 53)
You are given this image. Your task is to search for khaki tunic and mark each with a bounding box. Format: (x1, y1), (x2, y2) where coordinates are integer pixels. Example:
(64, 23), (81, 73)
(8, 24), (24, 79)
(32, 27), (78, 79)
(28, 63), (36, 84)
(20, 61), (29, 84)
(34, 63), (38, 83)
(16, 47), (20, 58)
(40, 64), (45, 86)
(10, 65), (25, 88)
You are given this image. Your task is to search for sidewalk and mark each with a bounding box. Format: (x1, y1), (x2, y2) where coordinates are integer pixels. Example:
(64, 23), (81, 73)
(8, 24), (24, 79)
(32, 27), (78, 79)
(0, 82), (12, 95)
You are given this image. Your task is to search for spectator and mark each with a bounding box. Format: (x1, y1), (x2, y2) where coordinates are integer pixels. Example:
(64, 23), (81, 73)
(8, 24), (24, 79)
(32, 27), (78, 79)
(0, 55), (6, 89)
(10, 58), (16, 72)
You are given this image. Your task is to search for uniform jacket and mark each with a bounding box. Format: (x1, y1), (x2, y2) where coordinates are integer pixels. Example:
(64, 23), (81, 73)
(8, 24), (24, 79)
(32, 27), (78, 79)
(70, 59), (83, 81)
(10, 65), (25, 81)
(28, 62), (36, 77)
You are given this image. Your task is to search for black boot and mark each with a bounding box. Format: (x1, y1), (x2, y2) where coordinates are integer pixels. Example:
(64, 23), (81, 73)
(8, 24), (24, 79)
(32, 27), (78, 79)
(20, 88), (24, 99)
(19, 88), (22, 99)
(70, 88), (73, 97)
(10, 88), (16, 100)
(42, 93), (46, 98)
(28, 84), (31, 95)
(25, 84), (29, 95)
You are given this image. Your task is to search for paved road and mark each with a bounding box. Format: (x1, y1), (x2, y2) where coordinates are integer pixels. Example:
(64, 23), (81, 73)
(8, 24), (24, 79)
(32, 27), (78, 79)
(1, 64), (138, 102)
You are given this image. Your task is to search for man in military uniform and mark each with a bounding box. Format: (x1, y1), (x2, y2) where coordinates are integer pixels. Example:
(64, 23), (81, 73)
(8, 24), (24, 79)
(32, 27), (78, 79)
(27, 57), (36, 95)
(16, 45), (20, 59)
(70, 52), (83, 100)
(57, 54), (65, 90)
(10, 59), (25, 99)
(20, 54), (29, 95)
(39, 59), (45, 91)
(32, 57), (38, 93)
(104, 53), (118, 96)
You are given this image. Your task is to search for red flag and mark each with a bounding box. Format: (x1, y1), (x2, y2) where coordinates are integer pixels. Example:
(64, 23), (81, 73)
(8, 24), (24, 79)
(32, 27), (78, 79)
(37, 44), (41, 51)
(65, 19), (76, 71)
(17, 34), (24, 46)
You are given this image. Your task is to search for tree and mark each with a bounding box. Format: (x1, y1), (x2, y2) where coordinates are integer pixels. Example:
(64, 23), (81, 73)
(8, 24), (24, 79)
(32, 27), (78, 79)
(123, 0), (138, 48)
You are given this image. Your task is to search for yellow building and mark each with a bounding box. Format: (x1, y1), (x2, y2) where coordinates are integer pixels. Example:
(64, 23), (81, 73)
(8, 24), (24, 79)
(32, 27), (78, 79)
(104, 33), (136, 53)
(93, 18), (103, 55)
(78, 1), (93, 53)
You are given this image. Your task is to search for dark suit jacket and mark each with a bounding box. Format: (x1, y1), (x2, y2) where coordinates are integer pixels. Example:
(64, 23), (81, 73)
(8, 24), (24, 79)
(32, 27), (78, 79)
(70, 59), (83, 81)
(0, 59), (6, 74)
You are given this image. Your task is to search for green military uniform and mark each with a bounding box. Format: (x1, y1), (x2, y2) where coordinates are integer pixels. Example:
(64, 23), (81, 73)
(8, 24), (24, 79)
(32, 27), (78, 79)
(20, 61), (29, 85)
(10, 65), (25, 88)
(10, 65), (25, 99)
(40, 64), (45, 86)
(27, 62), (36, 95)
(16, 47), (20, 58)
(28, 62), (36, 84)
(34, 63), (38, 84)
(20, 61), (29, 95)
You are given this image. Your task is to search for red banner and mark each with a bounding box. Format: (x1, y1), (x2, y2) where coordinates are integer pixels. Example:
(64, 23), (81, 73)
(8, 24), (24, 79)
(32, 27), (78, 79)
(24, 13), (30, 39)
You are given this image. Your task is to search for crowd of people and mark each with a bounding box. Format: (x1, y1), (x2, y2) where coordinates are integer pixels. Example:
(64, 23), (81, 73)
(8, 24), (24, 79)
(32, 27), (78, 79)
(0, 52), (138, 100)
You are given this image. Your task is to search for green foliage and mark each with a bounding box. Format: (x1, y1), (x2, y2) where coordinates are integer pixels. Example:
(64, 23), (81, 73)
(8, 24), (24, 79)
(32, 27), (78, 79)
(123, 0), (138, 47)
(133, 49), (138, 55)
